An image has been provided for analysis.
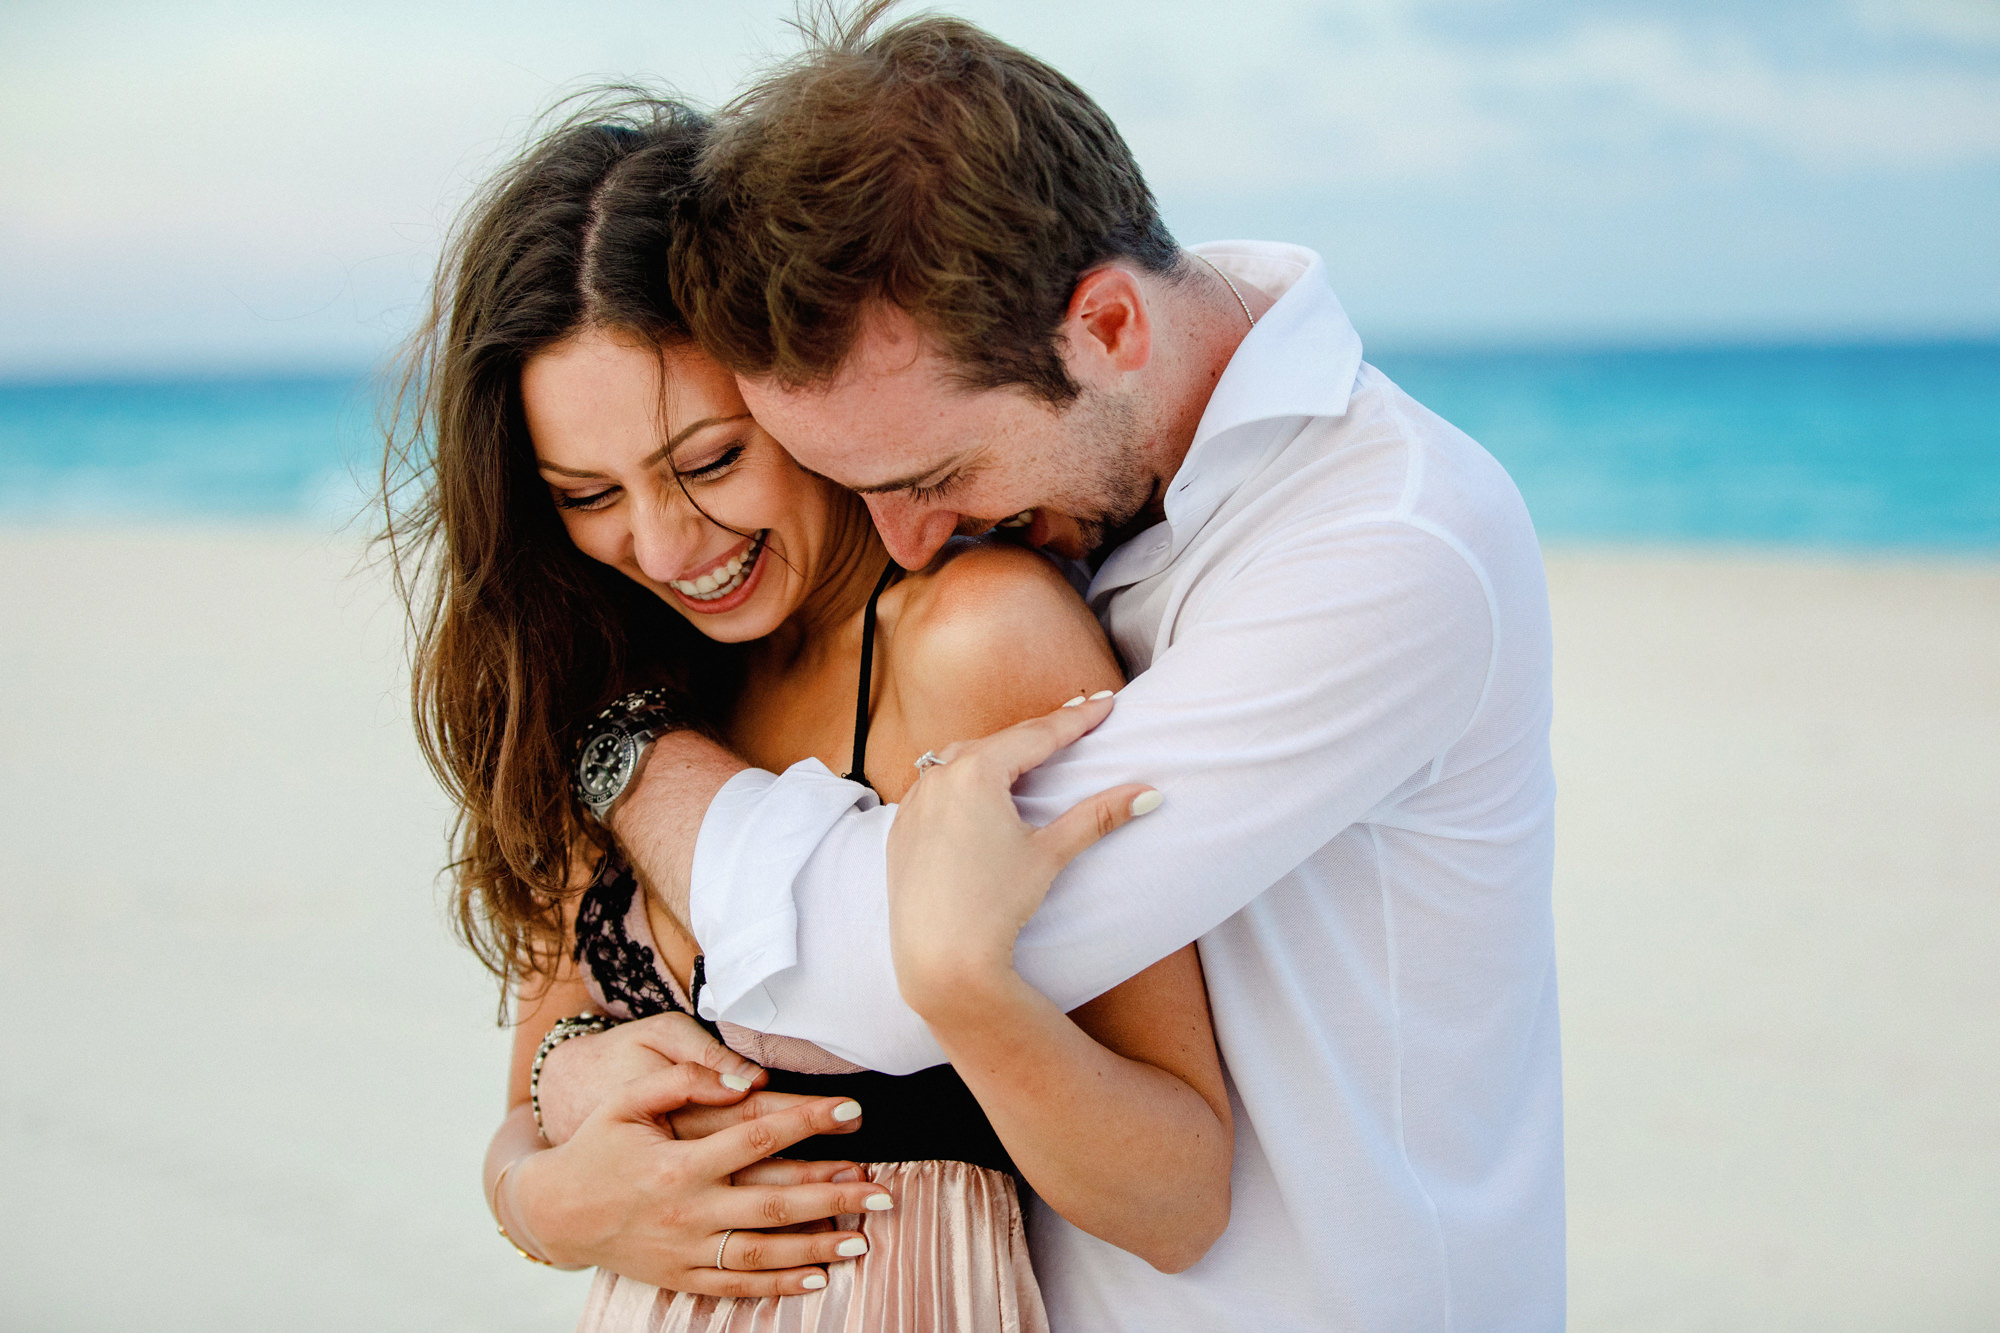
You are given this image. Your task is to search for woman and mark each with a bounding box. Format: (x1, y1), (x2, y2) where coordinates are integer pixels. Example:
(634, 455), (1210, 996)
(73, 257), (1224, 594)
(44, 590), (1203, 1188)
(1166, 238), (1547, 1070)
(383, 95), (1231, 1330)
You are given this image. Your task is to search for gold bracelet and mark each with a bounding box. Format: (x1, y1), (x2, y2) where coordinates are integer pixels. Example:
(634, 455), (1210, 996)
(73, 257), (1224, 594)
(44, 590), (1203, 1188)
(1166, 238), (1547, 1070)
(492, 1156), (555, 1266)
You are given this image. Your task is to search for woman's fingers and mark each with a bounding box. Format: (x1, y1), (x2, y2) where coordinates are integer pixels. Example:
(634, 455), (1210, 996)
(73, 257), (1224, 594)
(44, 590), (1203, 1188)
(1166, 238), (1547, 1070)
(630, 1011), (767, 1091)
(535, 1015), (762, 1146)
(689, 1095), (883, 1188)
(686, 1264), (840, 1300)
(668, 1088), (858, 1140)
(717, 1225), (870, 1274)
(732, 1157), (867, 1186)
(508, 1075), (883, 1293)
(601, 1062), (745, 1127)
(713, 1178), (896, 1233)
(924, 692), (1117, 790)
(1033, 781), (1162, 870)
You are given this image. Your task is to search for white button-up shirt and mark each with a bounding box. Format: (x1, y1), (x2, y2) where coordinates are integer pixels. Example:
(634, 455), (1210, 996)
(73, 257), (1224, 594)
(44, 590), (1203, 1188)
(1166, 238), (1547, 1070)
(691, 243), (1564, 1331)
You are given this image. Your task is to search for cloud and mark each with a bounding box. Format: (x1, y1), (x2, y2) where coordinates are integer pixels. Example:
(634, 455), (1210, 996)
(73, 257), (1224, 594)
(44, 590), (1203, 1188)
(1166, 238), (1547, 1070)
(0, 0), (1994, 373)
(1084, 0), (2000, 197)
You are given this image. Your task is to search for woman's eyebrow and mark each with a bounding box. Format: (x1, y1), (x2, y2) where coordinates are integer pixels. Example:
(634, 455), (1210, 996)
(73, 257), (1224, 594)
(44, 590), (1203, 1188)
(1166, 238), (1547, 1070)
(536, 413), (752, 478)
(643, 413), (753, 467)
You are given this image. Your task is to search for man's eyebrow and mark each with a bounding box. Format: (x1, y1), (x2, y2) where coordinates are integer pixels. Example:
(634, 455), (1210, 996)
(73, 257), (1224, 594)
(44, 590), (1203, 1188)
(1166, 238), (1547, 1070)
(847, 455), (970, 495)
(535, 413), (752, 478)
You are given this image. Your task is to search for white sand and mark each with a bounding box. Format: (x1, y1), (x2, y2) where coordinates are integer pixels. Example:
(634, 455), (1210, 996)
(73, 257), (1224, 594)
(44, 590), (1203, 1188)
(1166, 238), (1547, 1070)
(1, 530), (1995, 1330)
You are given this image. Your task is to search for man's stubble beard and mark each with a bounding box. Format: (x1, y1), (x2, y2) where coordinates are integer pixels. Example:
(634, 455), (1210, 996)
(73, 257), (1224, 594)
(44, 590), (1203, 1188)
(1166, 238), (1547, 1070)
(1057, 386), (1158, 559)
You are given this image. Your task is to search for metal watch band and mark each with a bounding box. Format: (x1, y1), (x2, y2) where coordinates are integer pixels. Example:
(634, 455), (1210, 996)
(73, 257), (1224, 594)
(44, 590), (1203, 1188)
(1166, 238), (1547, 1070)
(571, 687), (694, 825)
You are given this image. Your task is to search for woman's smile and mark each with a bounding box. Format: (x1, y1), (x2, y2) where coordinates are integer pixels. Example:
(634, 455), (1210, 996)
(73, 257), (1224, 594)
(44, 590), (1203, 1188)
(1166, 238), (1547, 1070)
(667, 529), (769, 613)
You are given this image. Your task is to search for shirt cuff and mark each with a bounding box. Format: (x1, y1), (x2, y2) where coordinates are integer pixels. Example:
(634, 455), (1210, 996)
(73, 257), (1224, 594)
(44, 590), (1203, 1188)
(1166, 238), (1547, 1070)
(689, 759), (880, 1023)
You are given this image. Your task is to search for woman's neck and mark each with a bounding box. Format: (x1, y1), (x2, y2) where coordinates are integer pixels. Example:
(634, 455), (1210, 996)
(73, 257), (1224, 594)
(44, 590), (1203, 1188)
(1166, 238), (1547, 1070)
(754, 504), (890, 671)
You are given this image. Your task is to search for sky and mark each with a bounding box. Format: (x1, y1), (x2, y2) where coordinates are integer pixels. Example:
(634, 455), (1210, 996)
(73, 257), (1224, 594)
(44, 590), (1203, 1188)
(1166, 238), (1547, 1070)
(1, 0), (1996, 379)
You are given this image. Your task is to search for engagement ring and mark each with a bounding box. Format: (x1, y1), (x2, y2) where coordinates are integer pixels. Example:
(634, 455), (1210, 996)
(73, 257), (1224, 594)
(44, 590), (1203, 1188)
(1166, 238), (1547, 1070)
(913, 750), (947, 774)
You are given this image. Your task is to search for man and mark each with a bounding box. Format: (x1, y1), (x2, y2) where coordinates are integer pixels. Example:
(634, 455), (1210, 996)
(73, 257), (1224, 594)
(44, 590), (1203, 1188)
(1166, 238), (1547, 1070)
(536, 8), (1563, 1329)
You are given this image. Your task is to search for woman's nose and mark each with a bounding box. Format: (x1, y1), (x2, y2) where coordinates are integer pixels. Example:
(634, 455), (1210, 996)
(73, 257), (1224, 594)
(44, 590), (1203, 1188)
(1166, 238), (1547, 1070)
(628, 489), (706, 585)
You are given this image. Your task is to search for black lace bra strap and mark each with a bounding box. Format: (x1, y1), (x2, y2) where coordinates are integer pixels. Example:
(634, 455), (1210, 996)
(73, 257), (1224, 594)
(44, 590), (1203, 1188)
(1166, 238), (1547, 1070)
(843, 561), (900, 787)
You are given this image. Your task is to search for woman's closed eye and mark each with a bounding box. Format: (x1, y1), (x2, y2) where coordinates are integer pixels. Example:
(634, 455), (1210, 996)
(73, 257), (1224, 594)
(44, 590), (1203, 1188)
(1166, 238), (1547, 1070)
(555, 485), (620, 511)
(550, 442), (742, 510)
(679, 442), (745, 481)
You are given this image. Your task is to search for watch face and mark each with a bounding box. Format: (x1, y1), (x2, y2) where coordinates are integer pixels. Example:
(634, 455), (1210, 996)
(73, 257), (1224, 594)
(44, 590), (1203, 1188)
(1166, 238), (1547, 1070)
(577, 730), (638, 806)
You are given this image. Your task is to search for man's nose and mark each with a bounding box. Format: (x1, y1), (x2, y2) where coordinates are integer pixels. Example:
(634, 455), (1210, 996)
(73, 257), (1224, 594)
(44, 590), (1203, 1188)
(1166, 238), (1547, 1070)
(865, 495), (960, 569)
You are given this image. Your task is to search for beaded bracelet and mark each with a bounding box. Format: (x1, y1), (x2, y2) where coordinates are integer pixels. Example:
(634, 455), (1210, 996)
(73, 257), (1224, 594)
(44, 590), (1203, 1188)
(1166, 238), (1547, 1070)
(530, 1013), (617, 1143)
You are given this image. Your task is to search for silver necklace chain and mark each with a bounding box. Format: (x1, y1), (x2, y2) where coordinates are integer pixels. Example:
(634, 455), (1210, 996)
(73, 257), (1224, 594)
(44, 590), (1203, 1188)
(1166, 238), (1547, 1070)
(1196, 253), (1256, 329)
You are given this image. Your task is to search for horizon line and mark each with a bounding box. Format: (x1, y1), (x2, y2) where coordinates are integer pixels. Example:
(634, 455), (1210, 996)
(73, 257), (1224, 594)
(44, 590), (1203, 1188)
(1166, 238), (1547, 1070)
(3, 330), (1998, 392)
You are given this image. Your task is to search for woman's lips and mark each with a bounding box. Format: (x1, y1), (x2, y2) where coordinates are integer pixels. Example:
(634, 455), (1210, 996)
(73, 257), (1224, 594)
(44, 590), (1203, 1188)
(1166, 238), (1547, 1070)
(667, 531), (768, 614)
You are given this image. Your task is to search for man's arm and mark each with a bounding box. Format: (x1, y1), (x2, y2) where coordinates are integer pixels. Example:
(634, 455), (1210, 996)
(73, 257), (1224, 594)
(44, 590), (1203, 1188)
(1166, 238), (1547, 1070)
(607, 730), (751, 924)
(679, 519), (1500, 1073)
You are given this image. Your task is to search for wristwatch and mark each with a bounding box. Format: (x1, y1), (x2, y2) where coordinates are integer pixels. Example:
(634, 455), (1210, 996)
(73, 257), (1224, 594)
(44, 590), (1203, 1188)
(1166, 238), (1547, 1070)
(571, 687), (691, 826)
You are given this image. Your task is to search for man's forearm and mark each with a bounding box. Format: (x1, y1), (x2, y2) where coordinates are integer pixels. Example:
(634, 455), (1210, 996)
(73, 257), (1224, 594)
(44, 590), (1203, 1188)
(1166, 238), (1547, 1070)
(693, 523), (1500, 1071)
(610, 730), (750, 929)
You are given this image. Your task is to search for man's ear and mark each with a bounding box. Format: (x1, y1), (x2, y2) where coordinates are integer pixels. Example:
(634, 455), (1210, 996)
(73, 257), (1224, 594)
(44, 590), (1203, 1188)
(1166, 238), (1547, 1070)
(1061, 265), (1153, 385)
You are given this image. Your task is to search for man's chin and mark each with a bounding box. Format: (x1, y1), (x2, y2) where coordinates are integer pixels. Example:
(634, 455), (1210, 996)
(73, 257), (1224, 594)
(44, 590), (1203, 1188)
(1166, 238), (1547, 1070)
(1025, 510), (1098, 561)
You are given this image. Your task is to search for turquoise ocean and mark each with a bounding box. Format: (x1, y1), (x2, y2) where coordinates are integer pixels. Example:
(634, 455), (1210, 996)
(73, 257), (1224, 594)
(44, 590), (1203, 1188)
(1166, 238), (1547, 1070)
(2, 341), (1995, 548)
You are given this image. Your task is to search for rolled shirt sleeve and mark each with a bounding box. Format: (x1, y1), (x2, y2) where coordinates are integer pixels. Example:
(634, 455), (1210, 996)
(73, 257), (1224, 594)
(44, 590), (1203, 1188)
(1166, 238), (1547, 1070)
(691, 516), (1495, 1074)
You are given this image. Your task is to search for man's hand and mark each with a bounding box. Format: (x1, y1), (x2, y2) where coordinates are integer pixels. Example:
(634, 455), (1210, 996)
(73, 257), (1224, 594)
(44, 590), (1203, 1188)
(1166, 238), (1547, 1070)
(510, 1066), (893, 1297)
(537, 1011), (825, 1145)
(886, 692), (1158, 1021)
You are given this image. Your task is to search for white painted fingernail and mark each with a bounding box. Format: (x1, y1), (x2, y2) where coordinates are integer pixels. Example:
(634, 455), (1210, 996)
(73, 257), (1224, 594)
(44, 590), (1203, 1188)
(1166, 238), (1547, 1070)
(1061, 694), (1087, 708)
(720, 1073), (754, 1091)
(1089, 689), (1115, 700)
(865, 1193), (895, 1211)
(802, 1272), (828, 1290)
(833, 1101), (863, 1122)
(836, 1237), (869, 1257)
(1129, 790), (1164, 817)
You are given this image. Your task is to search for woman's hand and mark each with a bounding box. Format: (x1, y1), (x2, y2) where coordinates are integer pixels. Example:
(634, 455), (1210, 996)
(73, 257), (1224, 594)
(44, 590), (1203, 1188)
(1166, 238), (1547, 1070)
(507, 1065), (895, 1297)
(886, 692), (1158, 1020)
(536, 1011), (772, 1145)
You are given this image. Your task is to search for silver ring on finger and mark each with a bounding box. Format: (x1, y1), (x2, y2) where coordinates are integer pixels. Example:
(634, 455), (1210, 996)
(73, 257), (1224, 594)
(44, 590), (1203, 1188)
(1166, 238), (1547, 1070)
(716, 1229), (736, 1271)
(913, 749), (948, 774)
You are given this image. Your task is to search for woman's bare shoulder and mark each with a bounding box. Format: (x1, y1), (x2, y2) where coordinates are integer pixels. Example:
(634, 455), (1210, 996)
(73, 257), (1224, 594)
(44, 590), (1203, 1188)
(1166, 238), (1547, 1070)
(884, 541), (1122, 733)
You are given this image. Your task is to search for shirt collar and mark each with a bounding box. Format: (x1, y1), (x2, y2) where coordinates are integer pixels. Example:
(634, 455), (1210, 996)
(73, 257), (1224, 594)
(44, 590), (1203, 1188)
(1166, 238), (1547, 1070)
(1088, 242), (1365, 601)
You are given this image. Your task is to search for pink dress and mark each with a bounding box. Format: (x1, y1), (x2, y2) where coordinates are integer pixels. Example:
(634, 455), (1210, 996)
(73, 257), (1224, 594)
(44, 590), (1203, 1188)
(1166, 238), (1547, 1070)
(568, 859), (1047, 1333)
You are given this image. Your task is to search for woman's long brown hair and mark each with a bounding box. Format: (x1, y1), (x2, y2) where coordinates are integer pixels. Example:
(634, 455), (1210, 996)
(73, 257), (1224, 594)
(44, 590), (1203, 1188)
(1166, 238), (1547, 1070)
(377, 93), (737, 1008)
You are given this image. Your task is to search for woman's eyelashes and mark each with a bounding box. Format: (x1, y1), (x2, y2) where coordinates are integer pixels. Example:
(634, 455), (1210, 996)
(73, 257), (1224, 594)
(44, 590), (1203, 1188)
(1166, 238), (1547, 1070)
(550, 442), (745, 511)
(555, 486), (619, 511)
(679, 442), (745, 480)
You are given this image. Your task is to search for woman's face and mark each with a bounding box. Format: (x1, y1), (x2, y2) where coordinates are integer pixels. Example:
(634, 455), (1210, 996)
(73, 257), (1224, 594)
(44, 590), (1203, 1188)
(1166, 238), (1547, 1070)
(522, 327), (853, 644)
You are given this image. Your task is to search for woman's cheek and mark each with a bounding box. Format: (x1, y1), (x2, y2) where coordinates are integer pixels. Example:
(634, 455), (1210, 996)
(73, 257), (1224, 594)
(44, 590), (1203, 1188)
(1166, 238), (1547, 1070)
(562, 511), (622, 571)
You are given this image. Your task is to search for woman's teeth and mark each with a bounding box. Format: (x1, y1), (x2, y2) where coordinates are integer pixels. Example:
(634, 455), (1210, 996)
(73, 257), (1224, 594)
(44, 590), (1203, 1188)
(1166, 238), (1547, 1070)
(671, 533), (766, 601)
(995, 510), (1034, 529)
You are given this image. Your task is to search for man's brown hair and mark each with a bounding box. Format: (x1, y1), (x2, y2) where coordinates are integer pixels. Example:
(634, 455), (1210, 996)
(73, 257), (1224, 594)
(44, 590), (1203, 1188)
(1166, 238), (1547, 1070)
(672, 2), (1182, 406)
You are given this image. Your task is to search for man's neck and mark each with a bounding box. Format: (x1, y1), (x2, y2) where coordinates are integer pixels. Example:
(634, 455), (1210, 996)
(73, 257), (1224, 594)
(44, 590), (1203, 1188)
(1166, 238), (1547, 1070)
(1130, 253), (1270, 529)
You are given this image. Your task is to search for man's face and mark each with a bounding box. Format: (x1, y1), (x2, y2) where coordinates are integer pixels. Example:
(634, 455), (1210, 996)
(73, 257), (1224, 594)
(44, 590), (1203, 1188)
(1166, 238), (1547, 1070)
(737, 305), (1157, 568)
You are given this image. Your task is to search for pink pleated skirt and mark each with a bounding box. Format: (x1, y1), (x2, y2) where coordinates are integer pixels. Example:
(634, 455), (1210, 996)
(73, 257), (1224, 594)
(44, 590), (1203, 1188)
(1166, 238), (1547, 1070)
(574, 1160), (1047, 1333)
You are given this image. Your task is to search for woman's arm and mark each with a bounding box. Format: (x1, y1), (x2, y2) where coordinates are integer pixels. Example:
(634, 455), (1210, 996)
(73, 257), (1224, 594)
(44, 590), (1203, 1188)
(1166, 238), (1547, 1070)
(918, 945), (1231, 1273)
(483, 957), (890, 1293)
(885, 545), (1233, 1272)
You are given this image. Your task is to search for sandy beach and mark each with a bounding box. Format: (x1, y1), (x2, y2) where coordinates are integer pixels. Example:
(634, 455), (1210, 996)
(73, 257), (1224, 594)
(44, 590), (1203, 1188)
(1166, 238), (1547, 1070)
(2, 528), (1995, 1331)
